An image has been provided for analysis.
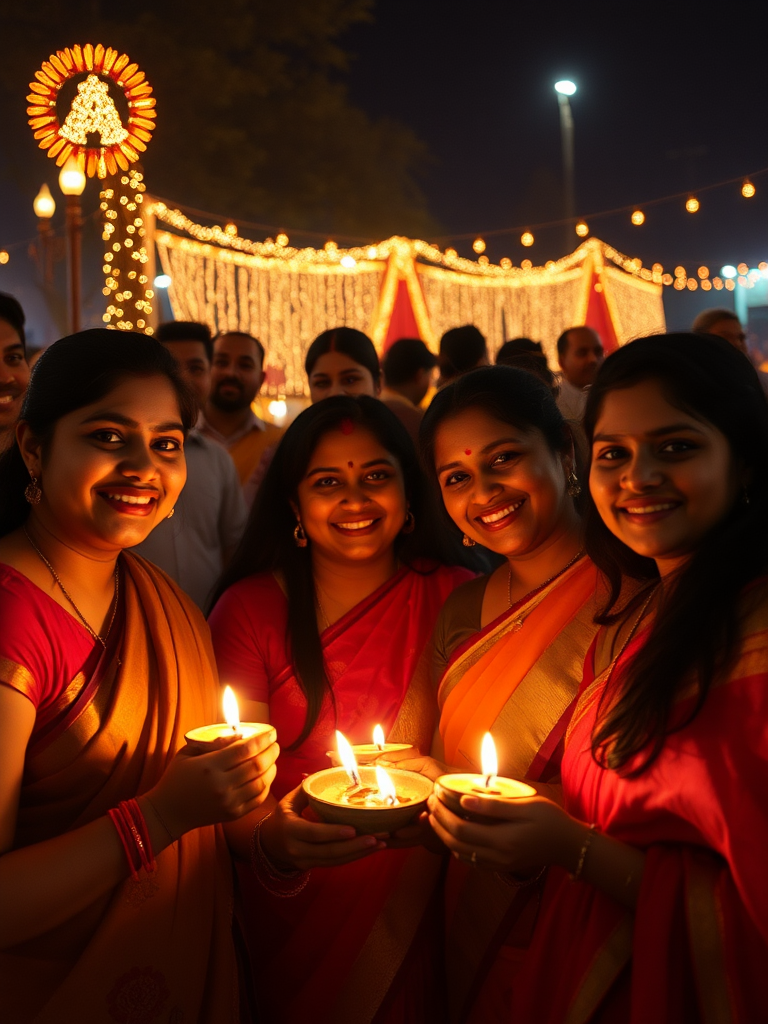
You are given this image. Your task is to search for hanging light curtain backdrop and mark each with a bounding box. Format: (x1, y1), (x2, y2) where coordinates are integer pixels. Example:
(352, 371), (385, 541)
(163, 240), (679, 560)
(152, 212), (665, 397)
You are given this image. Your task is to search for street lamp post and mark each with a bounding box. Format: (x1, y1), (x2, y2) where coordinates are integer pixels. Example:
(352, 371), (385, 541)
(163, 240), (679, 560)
(554, 80), (577, 252)
(32, 184), (56, 288)
(58, 156), (87, 334)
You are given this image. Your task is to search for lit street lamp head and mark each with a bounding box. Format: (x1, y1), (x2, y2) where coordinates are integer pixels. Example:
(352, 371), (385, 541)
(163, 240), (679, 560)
(33, 184), (56, 220)
(58, 156), (87, 197)
(554, 80), (577, 96)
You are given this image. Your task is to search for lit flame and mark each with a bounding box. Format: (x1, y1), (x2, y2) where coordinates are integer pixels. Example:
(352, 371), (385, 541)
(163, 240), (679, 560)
(373, 724), (386, 749)
(375, 765), (398, 805)
(481, 732), (498, 788)
(223, 686), (240, 732)
(336, 730), (361, 786)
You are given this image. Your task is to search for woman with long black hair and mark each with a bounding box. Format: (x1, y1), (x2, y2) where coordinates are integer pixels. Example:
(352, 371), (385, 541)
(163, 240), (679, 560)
(429, 334), (768, 1022)
(209, 395), (471, 1023)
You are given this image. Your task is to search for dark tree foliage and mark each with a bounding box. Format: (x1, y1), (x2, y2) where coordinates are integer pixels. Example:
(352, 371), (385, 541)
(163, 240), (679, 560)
(0, 0), (438, 239)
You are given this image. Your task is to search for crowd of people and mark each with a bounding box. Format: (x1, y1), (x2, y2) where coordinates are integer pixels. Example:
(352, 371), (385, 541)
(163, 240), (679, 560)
(0, 289), (766, 1023)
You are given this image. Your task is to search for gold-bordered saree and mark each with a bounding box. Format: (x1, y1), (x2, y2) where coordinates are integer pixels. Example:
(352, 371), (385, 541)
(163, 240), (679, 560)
(0, 554), (237, 1024)
(437, 556), (603, 1024)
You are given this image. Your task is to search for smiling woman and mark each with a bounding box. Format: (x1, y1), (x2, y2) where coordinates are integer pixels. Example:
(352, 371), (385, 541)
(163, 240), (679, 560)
(412, 366), (609, 1023)
(452, 336), (768, 1024)
(208, 394), (472, 1023)
(0, 330), (280, 1022)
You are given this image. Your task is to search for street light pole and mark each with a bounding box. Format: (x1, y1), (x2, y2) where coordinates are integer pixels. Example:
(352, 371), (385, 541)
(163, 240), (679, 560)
(32, 184), (56, 288)
(554, 80), (577, 253)
(58, 157), (87, 335)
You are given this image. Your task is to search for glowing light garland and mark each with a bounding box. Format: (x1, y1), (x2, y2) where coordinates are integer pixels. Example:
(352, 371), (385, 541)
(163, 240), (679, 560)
(150, 207), (667, 394)
(27, 44), (155, 178)
(100, 169), (154, 333)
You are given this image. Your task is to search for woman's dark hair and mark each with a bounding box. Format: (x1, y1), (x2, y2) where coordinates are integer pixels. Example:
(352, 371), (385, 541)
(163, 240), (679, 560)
(438, 325), (487, 383)
(213, 395), (456, 749)
(584, 332), (768, 774)
(495, 339), (557, 394)
(0, 328), (197, 537)
(304, 327), (381, 385)
(420, 365), (579, 542)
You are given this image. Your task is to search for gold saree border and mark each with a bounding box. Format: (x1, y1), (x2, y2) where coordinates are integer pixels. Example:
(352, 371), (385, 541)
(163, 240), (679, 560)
(439, 559), (597, 772)
(686, 856), (733, 1024)
(0, 656), (36, 702)
(563, 915), (633, 1024)
(442, 562), (602, 1021)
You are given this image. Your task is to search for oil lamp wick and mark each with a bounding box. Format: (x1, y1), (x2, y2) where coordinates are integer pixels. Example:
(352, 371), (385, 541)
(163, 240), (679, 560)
(484, 773), (493, 789)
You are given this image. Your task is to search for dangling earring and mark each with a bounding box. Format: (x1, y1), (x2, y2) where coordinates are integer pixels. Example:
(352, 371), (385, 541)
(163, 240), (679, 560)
(166, 507), (175, 519)
(462, 533), (476, 547)
(567, 471), (581, 497)
(25, 475), (42, 505)
(402, 510), (415, 534)
(293, 522), (308, 548)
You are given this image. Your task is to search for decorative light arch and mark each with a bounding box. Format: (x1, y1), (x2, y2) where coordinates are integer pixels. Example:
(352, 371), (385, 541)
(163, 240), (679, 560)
(27, 44), (155, 179)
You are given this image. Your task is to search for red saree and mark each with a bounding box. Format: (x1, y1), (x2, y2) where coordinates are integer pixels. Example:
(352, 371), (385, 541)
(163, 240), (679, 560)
(436, 557), (605, 1024)
(509, 583), (768, 1024)
(0, 554), (237, 1024)
(210, 562), (472, 1024)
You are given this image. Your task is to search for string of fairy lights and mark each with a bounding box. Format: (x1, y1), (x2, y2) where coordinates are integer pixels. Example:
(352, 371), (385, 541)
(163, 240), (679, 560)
(149, 199), (768, 293)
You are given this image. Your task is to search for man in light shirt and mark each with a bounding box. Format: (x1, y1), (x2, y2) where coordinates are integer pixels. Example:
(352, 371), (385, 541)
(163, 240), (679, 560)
(555, 326), (604, 422)
(131, 321), (247, 610)
(200, 330), (284, 486)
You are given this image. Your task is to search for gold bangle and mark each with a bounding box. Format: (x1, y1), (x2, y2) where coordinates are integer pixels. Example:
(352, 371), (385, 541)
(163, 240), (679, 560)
(570, 823), (596, 881)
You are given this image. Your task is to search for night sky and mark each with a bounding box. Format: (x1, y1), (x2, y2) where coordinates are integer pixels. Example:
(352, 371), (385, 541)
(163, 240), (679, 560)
(344, 2), (768, 294)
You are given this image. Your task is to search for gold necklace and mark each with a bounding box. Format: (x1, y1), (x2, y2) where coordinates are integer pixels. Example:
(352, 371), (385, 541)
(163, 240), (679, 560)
(24, 526), (120, 650)
(602, 583), (659, 689)
(507, 548), (585, 628)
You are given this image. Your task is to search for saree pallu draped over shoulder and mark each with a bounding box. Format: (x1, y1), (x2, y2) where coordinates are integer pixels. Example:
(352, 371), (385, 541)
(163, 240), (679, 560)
(438, 557), (604, 1024)
(1, 554), (237, 1024)
(509, 583), (768, 1024)
(239, 565), (469, 1024)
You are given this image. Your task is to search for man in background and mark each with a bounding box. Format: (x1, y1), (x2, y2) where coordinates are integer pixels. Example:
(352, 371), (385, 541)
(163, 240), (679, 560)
(201, 330), (284, 485)
(693, 307), (768, 394)
(555, 326), (604, 421)
(0, 292), (30, 452)
(381, 337), (437, 444)
(131, 321), (247, 610)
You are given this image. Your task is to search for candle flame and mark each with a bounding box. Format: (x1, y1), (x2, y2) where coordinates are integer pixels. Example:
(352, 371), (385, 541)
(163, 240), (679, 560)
(223, 686), (240, 730)
(373, 724), (386, 749)
(375, 765), (397, 805)
(336, 730), (361, 786)
(481, 732), (498, 787)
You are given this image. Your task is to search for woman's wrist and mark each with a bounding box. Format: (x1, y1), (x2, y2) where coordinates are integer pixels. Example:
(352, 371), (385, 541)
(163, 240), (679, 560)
(553, 814), (594, 875)
(257, 809), (295, 872)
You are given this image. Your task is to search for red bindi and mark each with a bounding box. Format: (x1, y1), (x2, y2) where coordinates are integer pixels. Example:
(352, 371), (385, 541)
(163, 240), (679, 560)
(340, 418), (354, 435)
(348, 461), (354, 468)
(465, 449), (472, 456)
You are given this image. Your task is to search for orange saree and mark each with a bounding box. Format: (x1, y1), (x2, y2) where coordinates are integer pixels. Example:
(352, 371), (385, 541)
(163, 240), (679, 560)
(0, 554), (237, 1024)
(437, 556), (603, 1024)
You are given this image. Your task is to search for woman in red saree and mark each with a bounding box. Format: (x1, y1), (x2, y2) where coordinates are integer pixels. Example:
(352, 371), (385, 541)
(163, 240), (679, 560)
(428, 333), (768, 1022)
(0, 330), (278, 1023)
(209, 395), (472, 1024)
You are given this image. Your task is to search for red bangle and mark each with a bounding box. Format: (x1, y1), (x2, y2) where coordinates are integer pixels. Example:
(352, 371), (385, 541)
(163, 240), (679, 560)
(108, 807), (141, 880)
(120, 799), (156, 874)
(108, 801), (157, 880)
